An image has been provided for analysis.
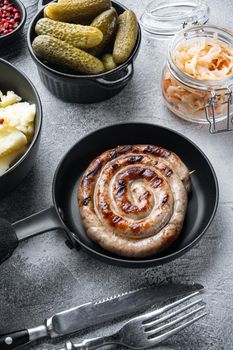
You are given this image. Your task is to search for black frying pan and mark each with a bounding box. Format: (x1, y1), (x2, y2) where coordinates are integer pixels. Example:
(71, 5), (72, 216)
(0, 123), (219, 267)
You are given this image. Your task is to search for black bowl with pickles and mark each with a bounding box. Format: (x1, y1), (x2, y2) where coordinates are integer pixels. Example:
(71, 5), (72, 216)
(27, 0), (141, 103)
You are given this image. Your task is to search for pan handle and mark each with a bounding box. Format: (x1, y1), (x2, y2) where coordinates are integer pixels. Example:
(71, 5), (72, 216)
(0, 207), (64, 265)
(13, 207), (64, 240)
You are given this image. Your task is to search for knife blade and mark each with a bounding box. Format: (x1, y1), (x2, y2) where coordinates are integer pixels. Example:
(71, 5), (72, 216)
(48, 283), (203, 337)
(0, 283), (203, 349)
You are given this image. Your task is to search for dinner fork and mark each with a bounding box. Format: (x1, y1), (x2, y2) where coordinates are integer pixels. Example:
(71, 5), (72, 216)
(61, 291), (207, 350)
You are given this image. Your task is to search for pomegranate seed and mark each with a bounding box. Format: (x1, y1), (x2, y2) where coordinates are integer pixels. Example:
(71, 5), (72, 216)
(0, 0), (21, 37)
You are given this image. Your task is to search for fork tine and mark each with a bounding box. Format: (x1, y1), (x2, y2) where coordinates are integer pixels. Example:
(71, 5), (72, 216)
(144, 299), (205, 329)
(149, 312), (208, 345)
(146, 304), (206, 336)
(141, 291), (200, 325)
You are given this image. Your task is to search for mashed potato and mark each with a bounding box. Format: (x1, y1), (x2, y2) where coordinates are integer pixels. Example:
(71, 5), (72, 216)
(0, 91), (36, 175)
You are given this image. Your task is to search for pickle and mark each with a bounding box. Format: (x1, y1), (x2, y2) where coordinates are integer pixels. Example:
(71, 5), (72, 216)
(89, 7), (118, 56)
(102, 53), (116, 71)
(32, 35), (105, 75)
(35, 18), (103, 49)
(113, 10), (138, 65)
(44, 0), (111, 24)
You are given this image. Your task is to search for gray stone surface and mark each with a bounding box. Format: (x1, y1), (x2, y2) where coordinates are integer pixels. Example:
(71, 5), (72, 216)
(0, 0), (233, 349)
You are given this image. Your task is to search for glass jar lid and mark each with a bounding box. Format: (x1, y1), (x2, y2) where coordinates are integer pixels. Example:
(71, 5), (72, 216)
(140, 0), (210, 39)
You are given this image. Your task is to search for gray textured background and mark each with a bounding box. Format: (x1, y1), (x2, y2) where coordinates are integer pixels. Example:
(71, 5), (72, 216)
(0, 0), (233, 349)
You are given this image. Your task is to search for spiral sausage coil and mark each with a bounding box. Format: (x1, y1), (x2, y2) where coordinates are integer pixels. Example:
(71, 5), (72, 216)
(78, 145), (190, 258)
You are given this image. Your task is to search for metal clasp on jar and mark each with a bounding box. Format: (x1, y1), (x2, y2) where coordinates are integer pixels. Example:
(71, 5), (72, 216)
(205, 87), (233, 134)
(182, 20), (198, 29)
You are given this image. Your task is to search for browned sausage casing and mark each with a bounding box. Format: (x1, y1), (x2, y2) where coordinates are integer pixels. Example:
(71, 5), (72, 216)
(78, 145), (190, 258)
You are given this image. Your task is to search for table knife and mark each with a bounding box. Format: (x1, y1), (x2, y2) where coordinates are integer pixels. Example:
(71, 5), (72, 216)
(0, 283), (203, 349)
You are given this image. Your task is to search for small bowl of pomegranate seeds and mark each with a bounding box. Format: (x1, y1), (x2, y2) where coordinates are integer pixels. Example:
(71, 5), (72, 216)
(0, 0), (26, 42)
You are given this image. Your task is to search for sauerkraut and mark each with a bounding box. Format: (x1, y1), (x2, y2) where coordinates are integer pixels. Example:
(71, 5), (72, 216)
(163, 70), (227, 116)
(163, 38), (233, 119)
(172, 38), (233, 80)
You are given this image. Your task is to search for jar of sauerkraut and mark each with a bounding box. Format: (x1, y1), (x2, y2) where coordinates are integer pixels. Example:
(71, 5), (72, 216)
(162, 25), (233, 127)
(140, 0), (233, 132)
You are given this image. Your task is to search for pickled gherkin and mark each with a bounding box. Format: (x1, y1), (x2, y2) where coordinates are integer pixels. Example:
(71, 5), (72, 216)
(90, 8), (118, 56)
(44, 0), (111, 23)
(32, 35), (105, 75)
(113, 10), (138, 65)
(35, 18), (103, 49)
(102, 53), (116, 71)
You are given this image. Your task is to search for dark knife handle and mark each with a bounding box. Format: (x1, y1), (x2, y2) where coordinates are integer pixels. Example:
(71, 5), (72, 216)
(0, 329), (29, 349)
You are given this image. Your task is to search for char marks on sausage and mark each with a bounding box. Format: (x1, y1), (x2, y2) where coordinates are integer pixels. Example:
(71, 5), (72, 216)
(78, 144), (190, 258)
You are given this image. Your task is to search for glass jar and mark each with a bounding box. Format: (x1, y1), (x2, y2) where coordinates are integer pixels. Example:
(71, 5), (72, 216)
(161, 25), (233, 126)
(140, 0), (233, 132)
(140, 0), (210, 39)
